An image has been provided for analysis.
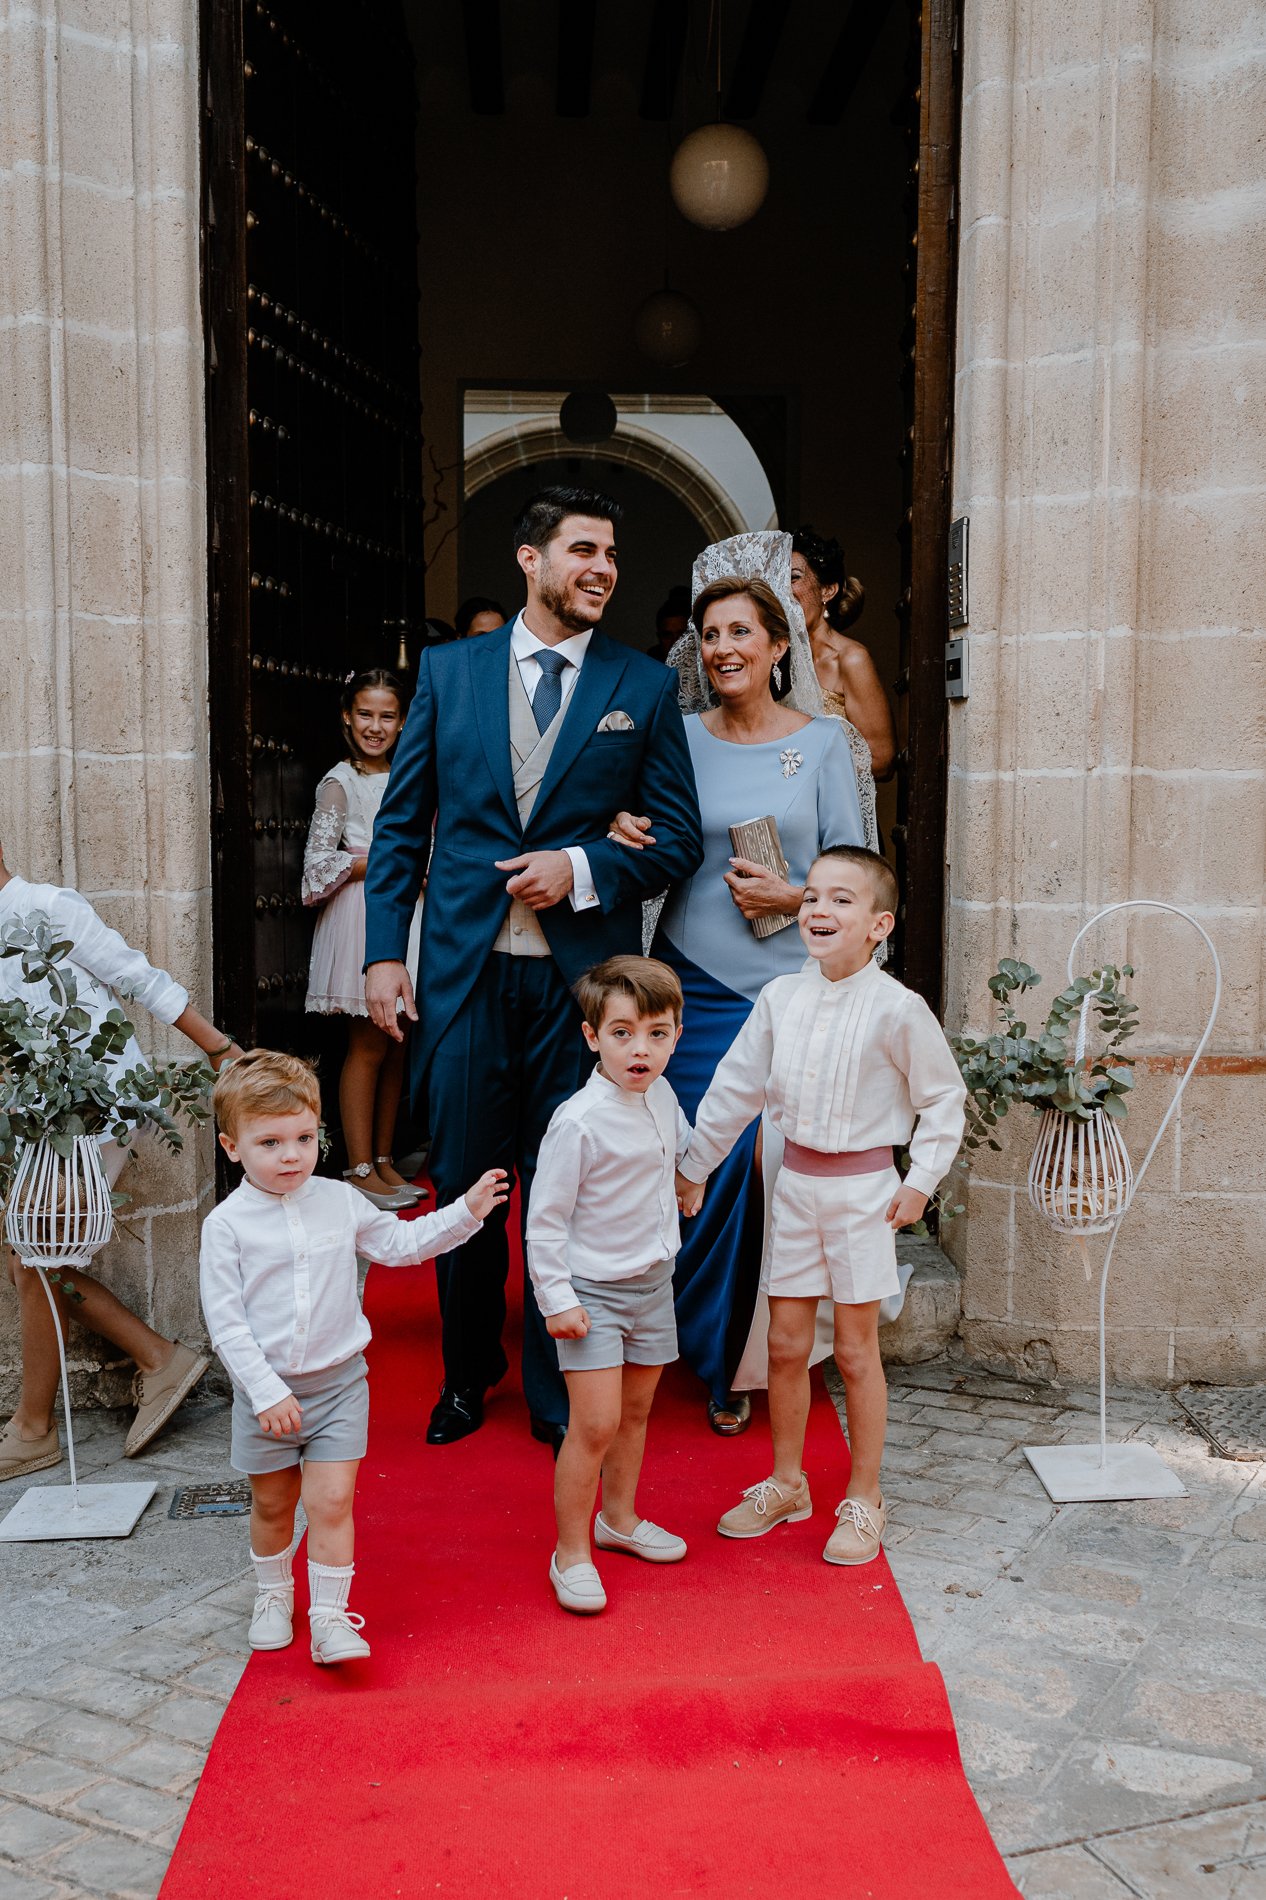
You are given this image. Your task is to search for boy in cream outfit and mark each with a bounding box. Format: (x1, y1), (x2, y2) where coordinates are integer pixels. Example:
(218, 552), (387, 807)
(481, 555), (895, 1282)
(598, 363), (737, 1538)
(676, 847), (966, 1566)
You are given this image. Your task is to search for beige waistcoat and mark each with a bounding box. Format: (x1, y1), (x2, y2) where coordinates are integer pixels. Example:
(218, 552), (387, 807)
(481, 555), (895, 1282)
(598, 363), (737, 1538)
(490, 657), (570, 957)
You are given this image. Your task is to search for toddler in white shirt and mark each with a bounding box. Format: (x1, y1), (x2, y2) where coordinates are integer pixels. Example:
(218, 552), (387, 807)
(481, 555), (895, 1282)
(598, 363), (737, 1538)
(201, 1051), (506, 1665)
(676, 848), (966, 1568)
(527, 956), (691, 1616)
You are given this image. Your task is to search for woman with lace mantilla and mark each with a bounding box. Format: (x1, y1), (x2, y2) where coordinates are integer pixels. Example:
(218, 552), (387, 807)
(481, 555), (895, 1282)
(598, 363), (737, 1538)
(302, 668), (423, 1211)
(610, 533), (865, 1435)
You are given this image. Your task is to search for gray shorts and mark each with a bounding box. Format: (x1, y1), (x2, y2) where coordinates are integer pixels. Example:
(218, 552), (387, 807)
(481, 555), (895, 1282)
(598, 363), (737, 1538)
(556, 1262), (678, 1373)
(230, 1353), (369, 1474)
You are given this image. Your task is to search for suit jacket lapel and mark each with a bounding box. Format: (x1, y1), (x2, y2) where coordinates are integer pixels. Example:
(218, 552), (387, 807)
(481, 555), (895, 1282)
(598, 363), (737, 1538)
(530, 632), (630, 827)
(470, 627), (518, 827)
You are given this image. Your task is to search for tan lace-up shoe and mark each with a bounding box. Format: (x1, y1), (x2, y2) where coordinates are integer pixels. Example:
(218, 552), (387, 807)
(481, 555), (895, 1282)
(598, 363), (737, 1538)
(0, 1420), (61, 1483)
(823, 1495), (887, 1566)
(717, 1473), (812, 1539)
(124, 1343), (211, 1457)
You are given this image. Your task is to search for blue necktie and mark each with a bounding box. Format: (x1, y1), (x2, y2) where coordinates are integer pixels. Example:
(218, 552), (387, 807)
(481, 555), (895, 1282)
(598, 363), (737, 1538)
(531, 649), (569, 734)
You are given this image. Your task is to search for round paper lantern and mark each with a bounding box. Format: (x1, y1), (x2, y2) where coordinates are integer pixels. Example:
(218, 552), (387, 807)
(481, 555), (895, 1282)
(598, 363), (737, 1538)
(559, 390), (617, 444)
(670, 123), (769, 231)
(634, 289), (702, 367)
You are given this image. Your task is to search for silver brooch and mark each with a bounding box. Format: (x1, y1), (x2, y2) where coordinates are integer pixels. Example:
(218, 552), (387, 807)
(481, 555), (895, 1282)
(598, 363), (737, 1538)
(780, 747), (803, 779)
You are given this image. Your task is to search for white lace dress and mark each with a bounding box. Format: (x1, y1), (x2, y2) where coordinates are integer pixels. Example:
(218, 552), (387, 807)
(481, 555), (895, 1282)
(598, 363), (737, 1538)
(302, 759), (420, 1016)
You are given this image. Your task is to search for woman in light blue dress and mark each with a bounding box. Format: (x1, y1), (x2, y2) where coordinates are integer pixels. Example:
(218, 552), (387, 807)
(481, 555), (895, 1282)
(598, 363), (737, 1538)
(612, 534), (864, 1431)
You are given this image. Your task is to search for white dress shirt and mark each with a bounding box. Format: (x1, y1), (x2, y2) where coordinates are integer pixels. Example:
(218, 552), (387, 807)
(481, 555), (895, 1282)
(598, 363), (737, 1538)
(680, 958), (967, 1199)
(510, 612), (599, 912)
(527, 1067), (691, 1316)
(0, 875), (188, 1072)
(199, 1175), (481, 1414)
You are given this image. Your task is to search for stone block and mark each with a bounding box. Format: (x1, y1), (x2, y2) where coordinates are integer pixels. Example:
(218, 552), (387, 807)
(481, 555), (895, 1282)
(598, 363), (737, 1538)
(1126, 766), (1266, 913)
(67, 471), (142, 622)
(112, 1735), (205, 1792)
(947, 769), (1015, 907)
(1171, 1326), (1266, 1384)
(139, 1692), (221, 1747)
(1134, 633), (1266, 775)
(148, 1204), (204, 1344)
(0, 1753), (99, 1800)
(69, 1773), (187, 1836)
(954, 214), (1013, 378)
(59, 182), (140, 332)
(0, 1798), (86, 1859)
(1142, 487), (1266, 631)
(43, 1664), (168, 1722)
(957, 1182), (1014, 1321)
(53, 27), (138, 195)
(1179, 1069), (1266, 1192)
(45, 1828), (171, 1897)
(0, 471), (58, 619)
(880, 1242), (962, 1365)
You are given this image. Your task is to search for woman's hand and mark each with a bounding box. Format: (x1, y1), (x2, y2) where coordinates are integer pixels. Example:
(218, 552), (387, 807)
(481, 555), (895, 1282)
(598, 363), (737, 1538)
(606, 811), (656, 850)
(724, 857), (803, 920)
(348, 853), (369, 884)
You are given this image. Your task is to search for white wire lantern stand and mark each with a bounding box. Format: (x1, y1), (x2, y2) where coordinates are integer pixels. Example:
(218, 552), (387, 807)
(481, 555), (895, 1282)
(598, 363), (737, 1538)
(0, 1132), (157, 1542)
(1022, 901), (1221, 1505)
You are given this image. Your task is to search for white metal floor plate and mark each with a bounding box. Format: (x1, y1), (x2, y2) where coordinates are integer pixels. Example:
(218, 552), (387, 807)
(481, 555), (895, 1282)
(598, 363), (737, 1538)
(1023, 1441), (1187, 1503)
(0, 1480), (158, 1541)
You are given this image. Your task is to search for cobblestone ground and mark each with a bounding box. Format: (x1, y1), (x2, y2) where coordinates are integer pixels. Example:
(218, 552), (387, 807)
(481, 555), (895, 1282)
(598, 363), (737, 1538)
(1, 1368), (1263, 1898)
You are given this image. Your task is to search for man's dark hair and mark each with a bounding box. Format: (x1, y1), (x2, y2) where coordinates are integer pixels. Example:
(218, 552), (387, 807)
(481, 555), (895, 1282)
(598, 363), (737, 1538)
(512, 486), (622, 555)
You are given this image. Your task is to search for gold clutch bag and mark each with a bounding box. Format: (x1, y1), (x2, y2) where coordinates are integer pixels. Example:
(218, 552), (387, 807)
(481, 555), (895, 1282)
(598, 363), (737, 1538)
(728, 815), (795, 940)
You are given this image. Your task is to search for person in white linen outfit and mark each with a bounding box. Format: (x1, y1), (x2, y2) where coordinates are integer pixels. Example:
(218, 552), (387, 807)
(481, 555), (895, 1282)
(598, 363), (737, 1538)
(0, 839), (245, 1481)
(201, 1050), (506, 1665)
(303, 668), (422, 1210)
(526, 957), (692, 1616)
(676, 846), (966, 1568)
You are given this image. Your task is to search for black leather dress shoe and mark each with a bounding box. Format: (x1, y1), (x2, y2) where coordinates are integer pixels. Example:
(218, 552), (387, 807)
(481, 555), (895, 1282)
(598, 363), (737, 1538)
(529, 1415), (567, 1459)
(426, 1385), (484, 1445)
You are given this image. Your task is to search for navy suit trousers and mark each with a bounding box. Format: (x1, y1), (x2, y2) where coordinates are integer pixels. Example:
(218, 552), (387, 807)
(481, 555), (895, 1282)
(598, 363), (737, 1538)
(424, 952), (590, 1428)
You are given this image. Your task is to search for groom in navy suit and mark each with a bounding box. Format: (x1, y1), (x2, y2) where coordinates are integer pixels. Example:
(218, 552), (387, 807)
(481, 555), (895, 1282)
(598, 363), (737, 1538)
(364, 488), (703, 1448)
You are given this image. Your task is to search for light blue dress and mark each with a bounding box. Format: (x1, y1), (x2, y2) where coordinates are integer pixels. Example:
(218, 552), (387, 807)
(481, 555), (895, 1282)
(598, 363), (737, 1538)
(653, 713), (865, 1403)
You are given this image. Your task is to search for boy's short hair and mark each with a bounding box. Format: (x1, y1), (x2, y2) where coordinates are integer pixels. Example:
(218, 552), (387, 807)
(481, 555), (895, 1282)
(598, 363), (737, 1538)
(212, 1049), (321, 1139)
(574, 955), (684, 1030)
(811, 846), (900, 917)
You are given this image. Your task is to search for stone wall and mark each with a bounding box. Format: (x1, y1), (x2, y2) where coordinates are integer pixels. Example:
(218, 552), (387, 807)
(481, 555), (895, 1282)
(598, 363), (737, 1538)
(0, 0), (213, 1401)
(945, 0), (1266, 1383)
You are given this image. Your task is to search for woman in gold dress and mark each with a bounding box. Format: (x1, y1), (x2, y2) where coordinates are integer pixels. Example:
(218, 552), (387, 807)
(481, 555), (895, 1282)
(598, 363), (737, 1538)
(790, 528), (895, 843)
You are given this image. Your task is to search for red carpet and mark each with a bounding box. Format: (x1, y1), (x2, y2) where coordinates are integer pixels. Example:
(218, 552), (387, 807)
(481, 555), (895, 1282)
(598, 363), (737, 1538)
(163, 1217), (1016, 1899)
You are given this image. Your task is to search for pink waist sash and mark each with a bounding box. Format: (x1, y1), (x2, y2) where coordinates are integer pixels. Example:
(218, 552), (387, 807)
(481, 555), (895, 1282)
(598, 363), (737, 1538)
(781, 1140), (894, 1179)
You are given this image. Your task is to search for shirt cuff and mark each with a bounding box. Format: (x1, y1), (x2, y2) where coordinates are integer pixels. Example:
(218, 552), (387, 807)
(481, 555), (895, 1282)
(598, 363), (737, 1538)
(536, 1283), (579, 1317)
(677, 1151), (711, 1185)
(246, 1370), (294, 1415)
(564, 847), (600, 911)
(903, 1164), (942, 1198)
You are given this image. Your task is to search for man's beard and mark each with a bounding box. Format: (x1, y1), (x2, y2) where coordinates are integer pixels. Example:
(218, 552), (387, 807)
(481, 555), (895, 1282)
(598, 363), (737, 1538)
(537, 559), (605, 633)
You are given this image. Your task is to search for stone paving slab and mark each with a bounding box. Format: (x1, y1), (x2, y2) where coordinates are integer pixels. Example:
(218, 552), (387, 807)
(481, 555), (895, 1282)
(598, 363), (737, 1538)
(0, 1365), (1262, 1897)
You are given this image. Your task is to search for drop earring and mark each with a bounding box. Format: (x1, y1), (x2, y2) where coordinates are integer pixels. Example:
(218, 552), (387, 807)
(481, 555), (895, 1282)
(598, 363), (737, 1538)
(771, 660), (783, 693)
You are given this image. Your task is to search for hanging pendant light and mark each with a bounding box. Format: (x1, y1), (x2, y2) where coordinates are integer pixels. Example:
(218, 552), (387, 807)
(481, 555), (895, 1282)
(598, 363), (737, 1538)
(559, 390), (618, 444)
(670, 123), (769, 231)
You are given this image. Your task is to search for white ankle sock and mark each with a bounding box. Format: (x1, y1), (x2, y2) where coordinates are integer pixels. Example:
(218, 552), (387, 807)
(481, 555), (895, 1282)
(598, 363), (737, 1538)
(308, 1559), (354, 1613)
(250, 1547), (294, 1593)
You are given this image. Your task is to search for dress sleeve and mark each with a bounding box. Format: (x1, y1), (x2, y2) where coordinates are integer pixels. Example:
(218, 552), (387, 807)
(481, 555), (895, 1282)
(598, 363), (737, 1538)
(302, 773), (354, 907)
(50, 889), (189, 1024)
(815, 720), (866, 850)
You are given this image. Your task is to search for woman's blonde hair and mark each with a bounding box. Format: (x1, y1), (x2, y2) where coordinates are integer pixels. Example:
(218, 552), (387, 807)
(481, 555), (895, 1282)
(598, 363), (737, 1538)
(212, 1049), (321, 1138)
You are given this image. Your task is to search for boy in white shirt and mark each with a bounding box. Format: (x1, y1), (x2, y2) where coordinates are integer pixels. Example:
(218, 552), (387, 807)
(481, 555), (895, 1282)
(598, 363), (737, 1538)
(201, 1051), (505, 1664)
(676, 848), (966, 1567)
(527, 956), (691, 1615)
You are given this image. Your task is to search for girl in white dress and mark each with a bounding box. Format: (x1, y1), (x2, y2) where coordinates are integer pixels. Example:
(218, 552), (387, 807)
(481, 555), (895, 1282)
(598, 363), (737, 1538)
(303, 670), (421, 1210)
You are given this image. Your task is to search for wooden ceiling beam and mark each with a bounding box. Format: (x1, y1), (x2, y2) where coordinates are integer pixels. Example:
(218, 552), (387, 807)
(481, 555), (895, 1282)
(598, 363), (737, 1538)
(556, 0), (597, 118)
(462, 0), (504, 116)
(806, 0), (892, 126)
(723, 0), (791, 120)
(639, 0), (688, 121)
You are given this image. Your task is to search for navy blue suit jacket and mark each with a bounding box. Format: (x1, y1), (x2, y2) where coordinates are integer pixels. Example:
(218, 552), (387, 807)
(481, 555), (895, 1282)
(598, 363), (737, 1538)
(363, 627), (704, 1075)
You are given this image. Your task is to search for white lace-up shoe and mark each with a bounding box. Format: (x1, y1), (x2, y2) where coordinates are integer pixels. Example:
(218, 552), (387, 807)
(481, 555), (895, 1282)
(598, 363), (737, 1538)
(309, 1608), (371, 1663)
(248, 1586), (294, 1651)
(594, 1513), (687, 1564)
(549, 1554), (607, 1615)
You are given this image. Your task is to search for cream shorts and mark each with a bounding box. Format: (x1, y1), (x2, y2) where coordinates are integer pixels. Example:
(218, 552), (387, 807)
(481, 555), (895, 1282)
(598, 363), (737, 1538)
(764, 1166), (902, 1306)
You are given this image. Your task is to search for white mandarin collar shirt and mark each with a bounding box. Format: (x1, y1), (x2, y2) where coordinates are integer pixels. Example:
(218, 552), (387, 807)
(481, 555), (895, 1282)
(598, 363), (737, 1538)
(508, 612), (600, 913)
(526, 1067), (691, 1316)
(681, 958), (967, 1200)
(199, 1174), (481, 1414)
(0, 876), (188, 1073)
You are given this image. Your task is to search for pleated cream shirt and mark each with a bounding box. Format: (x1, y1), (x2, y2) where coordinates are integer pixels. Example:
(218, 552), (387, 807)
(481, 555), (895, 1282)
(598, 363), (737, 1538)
(680, 958), (967, 1199)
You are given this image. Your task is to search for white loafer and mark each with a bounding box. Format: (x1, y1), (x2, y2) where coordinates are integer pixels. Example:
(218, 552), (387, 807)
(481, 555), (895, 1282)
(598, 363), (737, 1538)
(249, 1586), (294, 1651)
(594, 1514), (687, 1564)
(549, 1554), (607, 1615)
(309, 1608), (371, 1663)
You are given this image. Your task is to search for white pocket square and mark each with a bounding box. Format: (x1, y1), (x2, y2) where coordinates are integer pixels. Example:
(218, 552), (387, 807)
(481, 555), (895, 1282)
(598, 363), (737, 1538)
(596, 710), (635, 733)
